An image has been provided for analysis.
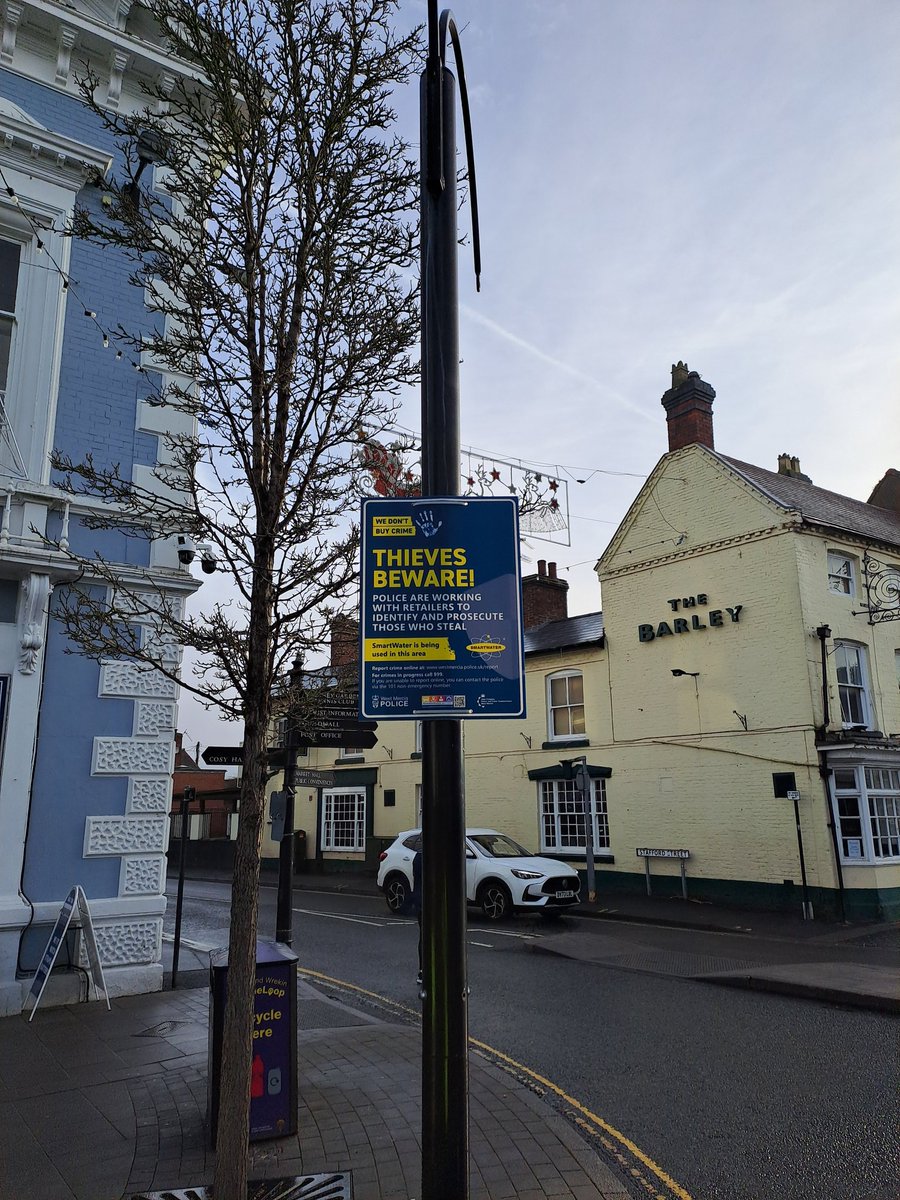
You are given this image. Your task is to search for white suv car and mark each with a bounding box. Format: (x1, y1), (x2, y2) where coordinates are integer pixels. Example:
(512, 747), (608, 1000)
(376, 828), (581, 921)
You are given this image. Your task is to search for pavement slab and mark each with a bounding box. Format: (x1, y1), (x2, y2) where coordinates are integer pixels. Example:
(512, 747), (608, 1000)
(0, 978), (630, 1200)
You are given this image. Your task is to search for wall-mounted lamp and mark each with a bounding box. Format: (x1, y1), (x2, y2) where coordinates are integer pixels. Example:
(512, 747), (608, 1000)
(127, 129), (168, 207)
(671, 669), (699, 678)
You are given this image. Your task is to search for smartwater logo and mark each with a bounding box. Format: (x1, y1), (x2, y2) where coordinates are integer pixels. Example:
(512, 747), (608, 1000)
(371, 694), (409, 709)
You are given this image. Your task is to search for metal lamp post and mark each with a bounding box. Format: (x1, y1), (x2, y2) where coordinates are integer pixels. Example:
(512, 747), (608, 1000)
(419, 5), (481, 1198)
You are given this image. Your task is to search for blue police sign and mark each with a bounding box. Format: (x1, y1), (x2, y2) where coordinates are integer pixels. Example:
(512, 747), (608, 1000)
(360, 496), (525, 719)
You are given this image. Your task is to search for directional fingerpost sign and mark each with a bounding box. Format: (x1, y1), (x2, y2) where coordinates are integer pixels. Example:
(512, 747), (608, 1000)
(360, 495), (525, 719)
(201, 746), (244, 766)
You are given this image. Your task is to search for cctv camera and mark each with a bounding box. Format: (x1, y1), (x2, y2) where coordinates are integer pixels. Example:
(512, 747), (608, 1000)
(197, 543), (218, 574)
(176, 534), (195, 565)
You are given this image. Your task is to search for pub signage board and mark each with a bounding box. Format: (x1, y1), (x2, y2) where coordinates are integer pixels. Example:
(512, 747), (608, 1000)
(360, 496), (525, 719)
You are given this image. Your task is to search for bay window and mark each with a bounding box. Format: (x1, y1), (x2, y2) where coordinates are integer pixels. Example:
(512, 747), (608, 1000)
(831, 765), (900, 863)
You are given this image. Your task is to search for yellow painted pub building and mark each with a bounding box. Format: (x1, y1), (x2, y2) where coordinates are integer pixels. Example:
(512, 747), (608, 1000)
(277, 365), (900, 921)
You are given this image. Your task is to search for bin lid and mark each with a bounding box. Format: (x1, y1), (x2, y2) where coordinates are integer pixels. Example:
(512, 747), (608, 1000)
(209, 939), (299, 970)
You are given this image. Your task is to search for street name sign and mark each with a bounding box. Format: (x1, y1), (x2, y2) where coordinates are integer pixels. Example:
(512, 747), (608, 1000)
(294, 768), (336, 788)
(360, 496), (525, 719)
(201, 745), (244, 766)
(635, 848), (691, 859)
(295, 727), (379, 750)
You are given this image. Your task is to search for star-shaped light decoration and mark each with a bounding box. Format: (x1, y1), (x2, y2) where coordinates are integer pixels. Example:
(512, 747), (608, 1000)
(548, 479), (558, 491)
(466, 476), (475, 487)
(490, 467), (501, 481)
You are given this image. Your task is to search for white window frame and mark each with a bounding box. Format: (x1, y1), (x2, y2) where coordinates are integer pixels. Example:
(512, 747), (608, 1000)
(827, 551), (856, 597)
(0, 101), (110, 483)
(337, 744), (364, 760)
(833, 641), (873, 729)
(546, 670), (586, 742)
(414, 719), (423, 754)
(830, 764), (900, 864)
(539, 777), (608, 855)
(321, 787), (366, 852)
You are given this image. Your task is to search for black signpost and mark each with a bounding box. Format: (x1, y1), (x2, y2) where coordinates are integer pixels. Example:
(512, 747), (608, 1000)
(171, 785), (196, 988)
(419, 7), (480, 1198)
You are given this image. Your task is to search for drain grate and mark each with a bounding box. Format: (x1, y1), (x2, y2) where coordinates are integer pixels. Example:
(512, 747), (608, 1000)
(130, 1174), (352, 1199)
(134, 1020), (193, 1038)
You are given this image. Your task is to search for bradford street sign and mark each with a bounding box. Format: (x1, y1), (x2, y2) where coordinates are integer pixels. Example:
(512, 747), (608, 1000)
(360, 496), (525, 719)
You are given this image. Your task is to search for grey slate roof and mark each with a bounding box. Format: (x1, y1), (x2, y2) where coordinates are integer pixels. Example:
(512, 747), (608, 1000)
(524, 611), (604, 655)
(719, 454), (900, 549)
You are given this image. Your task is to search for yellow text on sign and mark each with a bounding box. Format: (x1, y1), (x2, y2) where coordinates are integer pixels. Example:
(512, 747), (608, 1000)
(364, 638), (456, 662)
(372, 515), (416, 536)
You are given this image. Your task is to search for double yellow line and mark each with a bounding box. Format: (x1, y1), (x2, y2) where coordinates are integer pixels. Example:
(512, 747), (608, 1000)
(297, 967), (694, 1200)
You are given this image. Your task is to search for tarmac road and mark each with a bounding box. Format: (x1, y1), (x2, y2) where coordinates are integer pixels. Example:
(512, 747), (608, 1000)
(165, 878), (900, 1200)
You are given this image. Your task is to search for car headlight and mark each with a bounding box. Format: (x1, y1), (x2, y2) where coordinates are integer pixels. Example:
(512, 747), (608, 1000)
(510, 869), (543, 880)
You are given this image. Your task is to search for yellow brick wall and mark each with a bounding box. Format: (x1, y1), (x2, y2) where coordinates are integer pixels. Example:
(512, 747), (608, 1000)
(285, 449), (899, 904)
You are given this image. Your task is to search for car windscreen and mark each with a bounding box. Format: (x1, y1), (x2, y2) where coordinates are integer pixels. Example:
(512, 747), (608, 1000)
(469, 833), (531, 858)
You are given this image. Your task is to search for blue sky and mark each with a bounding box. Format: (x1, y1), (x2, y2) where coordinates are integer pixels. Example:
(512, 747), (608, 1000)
(179, 0), (900, 749)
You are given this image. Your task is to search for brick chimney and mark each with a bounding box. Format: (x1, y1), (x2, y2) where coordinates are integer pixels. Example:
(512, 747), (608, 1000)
(521, 560), (568, 630)
(868, 469), (900, 514)
(330, 615), (359, 670)
(776, 453), (812, 483)
(660, 361), (716, 452)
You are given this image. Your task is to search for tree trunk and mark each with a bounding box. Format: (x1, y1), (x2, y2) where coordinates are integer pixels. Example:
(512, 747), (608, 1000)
(213, 554), (274, 1199)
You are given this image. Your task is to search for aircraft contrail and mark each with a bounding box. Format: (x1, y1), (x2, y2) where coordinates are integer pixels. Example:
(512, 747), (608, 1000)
(461, 305), (655, 423)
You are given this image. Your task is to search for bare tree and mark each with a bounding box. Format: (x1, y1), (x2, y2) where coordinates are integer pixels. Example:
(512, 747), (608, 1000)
(53, 2), (420, 1195)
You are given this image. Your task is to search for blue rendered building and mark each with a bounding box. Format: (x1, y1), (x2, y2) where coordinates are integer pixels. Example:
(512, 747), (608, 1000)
(0, 0), (200, 1014)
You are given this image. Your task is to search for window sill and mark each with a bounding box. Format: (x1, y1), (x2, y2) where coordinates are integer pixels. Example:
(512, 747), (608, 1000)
(335, 756), (364, 765)
(411, 752), (422, 760)
(541, 738), (590, 750)
(539, 852), (615, 863)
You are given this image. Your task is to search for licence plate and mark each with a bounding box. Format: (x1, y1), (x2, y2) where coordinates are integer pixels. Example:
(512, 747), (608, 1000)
(555, 889), (576, 899)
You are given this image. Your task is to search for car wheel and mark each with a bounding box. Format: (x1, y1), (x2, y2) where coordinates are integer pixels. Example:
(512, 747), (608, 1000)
(479, 881), (512, 922)
(384, 873), (410, 914)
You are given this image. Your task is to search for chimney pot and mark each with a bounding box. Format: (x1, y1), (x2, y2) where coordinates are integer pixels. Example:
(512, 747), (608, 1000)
(521, 565), (568, 630)
(776, 453), (812, 483)
(661, 362), (716, 452)
(548, 562), (557, 580)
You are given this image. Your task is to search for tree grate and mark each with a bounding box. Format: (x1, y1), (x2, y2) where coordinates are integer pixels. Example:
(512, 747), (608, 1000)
(129, 1174), (352, 1199)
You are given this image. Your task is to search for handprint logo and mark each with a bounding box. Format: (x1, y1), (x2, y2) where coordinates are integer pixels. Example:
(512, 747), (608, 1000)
(415, 509), (442, 538)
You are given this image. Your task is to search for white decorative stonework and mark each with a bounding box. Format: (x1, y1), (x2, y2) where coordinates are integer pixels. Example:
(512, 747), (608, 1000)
(121, 855), (166, 896)
(85, 815), (168, 856)
(92, 919), (162, 966)
(128, 777), (171, 813)
(99, 660), (178, 700)
(18, 572), (51, 675)
(93, 737), (173, 776)
(135, 702), (176, 737)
